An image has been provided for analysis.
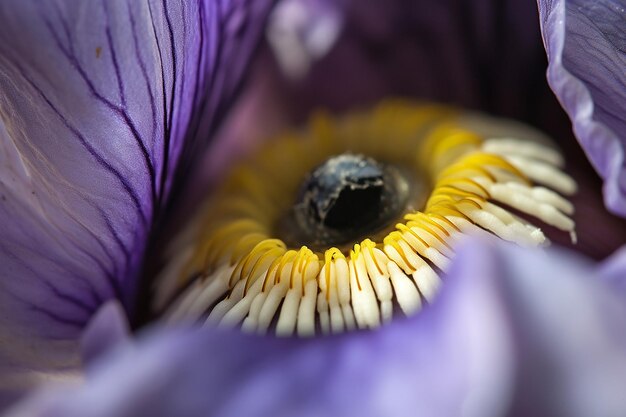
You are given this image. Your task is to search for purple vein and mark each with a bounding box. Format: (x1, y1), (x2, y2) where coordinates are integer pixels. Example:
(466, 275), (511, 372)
(148, 1), (171, 212)
(3, 245), (96, 317)
(19, 65), (149, 227)
(158, 0), (179, 207)
(176, 0), (189, 142)
(42, 11), (158, 208)
(128, 2), (158, 169)
(184, 0), (207, 160)
(20, 86), (143, 302)
(102, 0), (127, 109)
(182, 0), (222, 165)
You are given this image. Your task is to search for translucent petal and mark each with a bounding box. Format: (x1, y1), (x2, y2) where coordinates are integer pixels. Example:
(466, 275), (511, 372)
(539, 0), (626, 216)
(0, 0), (272, 407)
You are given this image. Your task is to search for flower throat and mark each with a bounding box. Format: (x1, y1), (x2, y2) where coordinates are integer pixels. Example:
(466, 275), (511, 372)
(152, 100), (577, 337)
(279, 153), (414, 251)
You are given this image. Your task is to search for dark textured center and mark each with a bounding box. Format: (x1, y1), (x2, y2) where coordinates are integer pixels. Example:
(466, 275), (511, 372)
(289, 153), (408, 248)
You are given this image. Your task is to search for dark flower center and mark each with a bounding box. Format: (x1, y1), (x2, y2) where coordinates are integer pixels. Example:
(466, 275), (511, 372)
(289, 153), (409, 248)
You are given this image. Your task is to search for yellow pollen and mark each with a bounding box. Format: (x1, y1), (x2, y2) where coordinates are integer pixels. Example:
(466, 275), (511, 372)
(154, 100), (578, 336)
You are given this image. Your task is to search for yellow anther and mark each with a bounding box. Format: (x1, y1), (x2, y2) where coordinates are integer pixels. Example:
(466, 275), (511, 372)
(383, 232), (414, 271)
(438, 162), (497, 183)
(405, 217), (452, 251)
(361, 239), (384, 275)
(397, 223), (429, 248)
(243, 246), (286, 295)
(276, 250), (298, 285)
(427, 213), (462, 232)
(157, 100), (575, 337)
(434, 177), (491, 199)
(457, 153), (530, 183)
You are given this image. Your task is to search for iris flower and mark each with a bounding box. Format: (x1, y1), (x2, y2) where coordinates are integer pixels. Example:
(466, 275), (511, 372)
(1, 0), (625, 416)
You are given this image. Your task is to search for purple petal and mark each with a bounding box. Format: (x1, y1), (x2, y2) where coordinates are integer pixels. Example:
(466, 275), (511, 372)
(477, 243), (626, 415)
(3, 246), (517, 417)
(267, 0), (345, 79)
(539, 0), (626, 217)
(8, 240), (626, 416)
(80, 300), (130, 370)
(598, 246), (626, 293)
(0, 0), (273, 408)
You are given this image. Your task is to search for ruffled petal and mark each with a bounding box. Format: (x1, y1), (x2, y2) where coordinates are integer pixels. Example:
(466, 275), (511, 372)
(8, 240), (626, 416)
(0, 0), (273, 408)
(3, 244), (517, 417)
(539, 0), (626, 217)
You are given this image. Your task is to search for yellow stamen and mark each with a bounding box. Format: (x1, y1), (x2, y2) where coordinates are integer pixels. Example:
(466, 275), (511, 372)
(154, 100), (577, 336)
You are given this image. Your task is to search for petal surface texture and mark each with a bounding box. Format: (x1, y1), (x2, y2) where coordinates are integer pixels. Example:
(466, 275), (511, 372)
(539, 0), (626, 217)
(0, 0), (272, 408)
(7, 240), (626, 417)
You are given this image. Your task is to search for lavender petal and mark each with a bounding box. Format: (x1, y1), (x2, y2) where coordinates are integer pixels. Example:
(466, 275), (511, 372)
(539, 0), (626, 216)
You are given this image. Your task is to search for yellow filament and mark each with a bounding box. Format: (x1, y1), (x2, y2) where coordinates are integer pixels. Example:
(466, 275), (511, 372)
(157, 100), (576, 336)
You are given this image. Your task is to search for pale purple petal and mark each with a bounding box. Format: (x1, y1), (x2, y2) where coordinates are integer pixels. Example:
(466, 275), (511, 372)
(267, 0), (345, 79)
(481, 244), (626, 415)
(539, 0), (626, 216)
(8, 240), (626, 416)
(0, 0), (273, 408)
(598, 246), (626, 293)
(2, 245), (517, 417)
(80, 300), (130, 370)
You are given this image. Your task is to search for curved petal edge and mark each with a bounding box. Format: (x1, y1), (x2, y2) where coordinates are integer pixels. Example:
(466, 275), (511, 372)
(539, 0), (626, 217)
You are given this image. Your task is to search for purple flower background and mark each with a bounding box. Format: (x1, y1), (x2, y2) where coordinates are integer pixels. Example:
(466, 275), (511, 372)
(0, 0), (273, 408)
(0, 0), (625, 416)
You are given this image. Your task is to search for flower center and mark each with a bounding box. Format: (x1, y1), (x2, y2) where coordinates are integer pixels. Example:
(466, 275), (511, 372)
(284, 153), (410, 249)
(152, 100), (577, 337)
